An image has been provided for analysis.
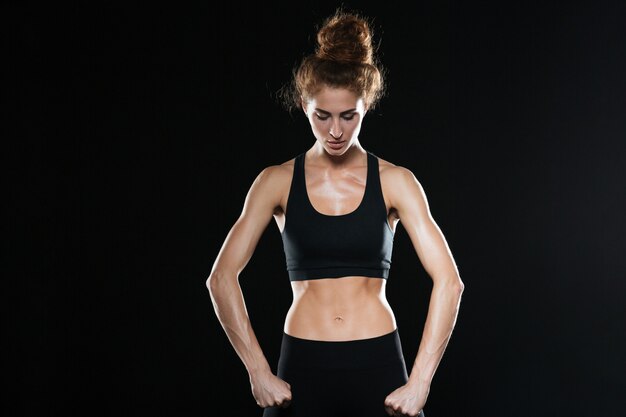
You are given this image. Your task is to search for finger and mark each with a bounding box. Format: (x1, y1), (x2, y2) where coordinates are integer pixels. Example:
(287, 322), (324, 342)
(392, 408), (404, 417)
(280, 394), (292, 408)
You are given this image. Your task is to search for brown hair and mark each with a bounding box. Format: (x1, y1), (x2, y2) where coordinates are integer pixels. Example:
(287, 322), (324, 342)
(278, 7), (387, 115)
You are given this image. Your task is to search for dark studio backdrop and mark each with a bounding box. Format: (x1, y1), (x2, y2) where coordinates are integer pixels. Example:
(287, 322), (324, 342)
(4, 1), (625, 416)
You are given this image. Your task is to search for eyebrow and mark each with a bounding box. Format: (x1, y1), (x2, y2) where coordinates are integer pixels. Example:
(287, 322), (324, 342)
(314, 107), (357, 115)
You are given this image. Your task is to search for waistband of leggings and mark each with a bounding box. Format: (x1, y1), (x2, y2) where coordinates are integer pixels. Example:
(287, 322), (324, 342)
(278, 327), (406, 370)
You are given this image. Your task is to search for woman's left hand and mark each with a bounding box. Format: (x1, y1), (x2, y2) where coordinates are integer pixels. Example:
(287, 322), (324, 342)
(383, 380), (429, 417)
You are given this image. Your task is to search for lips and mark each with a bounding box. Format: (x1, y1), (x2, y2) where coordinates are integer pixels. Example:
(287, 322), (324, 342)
(328, 140), (345, 149)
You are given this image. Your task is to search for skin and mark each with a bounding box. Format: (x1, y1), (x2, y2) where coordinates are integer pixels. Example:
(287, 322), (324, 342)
(207, 86), (464, 417)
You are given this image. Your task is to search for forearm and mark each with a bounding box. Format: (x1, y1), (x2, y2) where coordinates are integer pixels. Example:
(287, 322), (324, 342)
(407, 279), (464, 387)
(207, 271), (271, 377)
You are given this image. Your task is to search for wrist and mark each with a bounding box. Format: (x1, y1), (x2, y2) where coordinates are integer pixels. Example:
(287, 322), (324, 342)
(407, 373), (431, 390)
(247, 364), (272, 378)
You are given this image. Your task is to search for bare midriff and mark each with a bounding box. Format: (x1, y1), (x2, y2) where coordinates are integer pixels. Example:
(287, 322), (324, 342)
(284, 275), (397, 341)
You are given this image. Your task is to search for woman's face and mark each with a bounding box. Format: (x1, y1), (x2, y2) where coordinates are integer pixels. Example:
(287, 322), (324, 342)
(301, 86), (367, 154)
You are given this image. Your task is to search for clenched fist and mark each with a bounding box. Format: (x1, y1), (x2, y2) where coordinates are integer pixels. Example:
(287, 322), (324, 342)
(384, 380), (428, 416)
(250, 369), (292, 408)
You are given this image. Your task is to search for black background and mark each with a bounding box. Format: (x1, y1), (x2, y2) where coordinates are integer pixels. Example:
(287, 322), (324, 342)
(4, 1), (625, 416)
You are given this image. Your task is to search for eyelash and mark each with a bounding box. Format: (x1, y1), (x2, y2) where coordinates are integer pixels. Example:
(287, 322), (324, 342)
(315, 115), (355, 121)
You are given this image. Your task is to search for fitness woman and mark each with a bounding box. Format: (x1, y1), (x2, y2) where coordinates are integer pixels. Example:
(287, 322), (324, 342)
(207, 8), (464, 417)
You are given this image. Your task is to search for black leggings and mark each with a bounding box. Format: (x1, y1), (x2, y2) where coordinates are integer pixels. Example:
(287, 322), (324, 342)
(262, 327), (425, 417)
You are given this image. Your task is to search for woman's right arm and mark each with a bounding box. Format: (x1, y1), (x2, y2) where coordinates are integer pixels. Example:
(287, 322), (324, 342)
(206, 165), (292, 408)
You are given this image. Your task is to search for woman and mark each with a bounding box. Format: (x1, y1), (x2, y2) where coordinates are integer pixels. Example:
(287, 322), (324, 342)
(207, 8), (464, 417)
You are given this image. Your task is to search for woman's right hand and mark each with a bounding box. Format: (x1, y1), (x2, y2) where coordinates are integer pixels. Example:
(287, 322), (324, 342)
(249, 369), (292, 408)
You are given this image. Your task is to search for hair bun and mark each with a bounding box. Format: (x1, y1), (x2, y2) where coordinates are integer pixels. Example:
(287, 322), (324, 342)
(277, 7), (387, 114)
(315, 11), (374, 65)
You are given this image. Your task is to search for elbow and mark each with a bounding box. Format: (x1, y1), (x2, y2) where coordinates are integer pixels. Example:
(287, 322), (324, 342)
(439, 276), (464, 293)
(206, 269), (236, 292)
(206, 273), (221, 292)
(434, 275), (464, 293)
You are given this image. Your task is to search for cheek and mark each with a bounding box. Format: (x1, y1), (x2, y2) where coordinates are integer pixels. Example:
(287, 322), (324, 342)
(344, 122), (358, 134)
(311, 119), (327, 131)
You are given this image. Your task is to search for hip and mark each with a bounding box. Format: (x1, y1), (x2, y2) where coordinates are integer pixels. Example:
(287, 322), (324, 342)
(263, 327), (417, 417)
(278, 327), (408, 372)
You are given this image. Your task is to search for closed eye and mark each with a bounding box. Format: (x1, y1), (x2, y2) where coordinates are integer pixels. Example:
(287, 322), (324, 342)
(316, 114), (355, 121)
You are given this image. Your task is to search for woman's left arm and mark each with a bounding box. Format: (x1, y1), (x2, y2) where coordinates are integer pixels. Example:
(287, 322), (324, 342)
(387, 166), (465, 399)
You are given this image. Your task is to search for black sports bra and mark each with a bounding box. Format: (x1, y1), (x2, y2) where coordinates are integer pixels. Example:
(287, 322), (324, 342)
(280, 150), (395, 281)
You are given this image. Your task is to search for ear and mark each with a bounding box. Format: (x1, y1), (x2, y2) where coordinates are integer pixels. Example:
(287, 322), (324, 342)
(300, 96), (307, 114)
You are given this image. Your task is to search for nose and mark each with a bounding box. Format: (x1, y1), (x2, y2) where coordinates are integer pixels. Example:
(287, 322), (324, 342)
(329, 131), (343, 139)
(329, 118), (343, 139)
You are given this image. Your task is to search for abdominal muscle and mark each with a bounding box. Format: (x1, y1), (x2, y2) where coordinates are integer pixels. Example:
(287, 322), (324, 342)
(284, 275), (397, 341)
